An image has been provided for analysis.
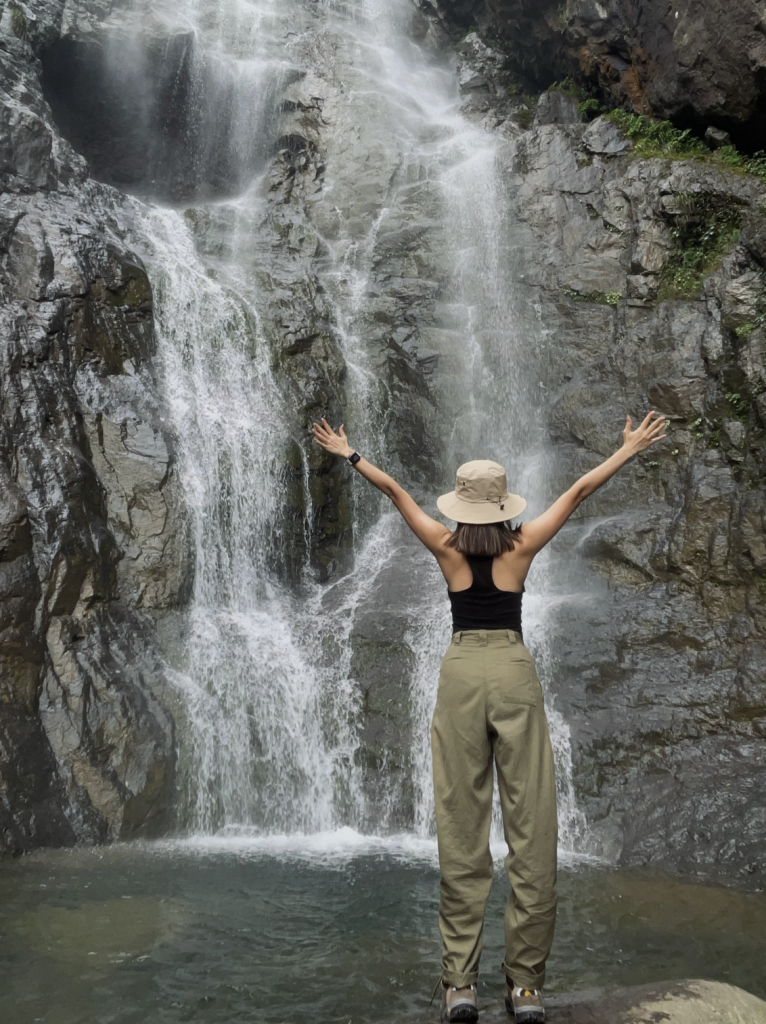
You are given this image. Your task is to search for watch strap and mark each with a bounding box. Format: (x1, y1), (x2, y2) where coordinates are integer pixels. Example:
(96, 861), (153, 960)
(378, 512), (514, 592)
(348, 451), (361, 466)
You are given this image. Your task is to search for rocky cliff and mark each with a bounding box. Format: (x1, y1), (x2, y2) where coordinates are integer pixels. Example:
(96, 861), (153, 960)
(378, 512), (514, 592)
(430, 0), (766, 149)
(0, 0), (446, 849)
(428, 3), (766, 884)
(1, 0), (765, 885)
(0, 0), (190, 851)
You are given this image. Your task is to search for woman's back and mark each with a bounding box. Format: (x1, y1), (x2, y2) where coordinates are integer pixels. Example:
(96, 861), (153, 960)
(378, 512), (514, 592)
(448, 554), (524, 636)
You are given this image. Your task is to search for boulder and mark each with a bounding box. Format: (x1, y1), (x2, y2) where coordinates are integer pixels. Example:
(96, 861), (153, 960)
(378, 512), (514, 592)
(397, 980), (766, 1024)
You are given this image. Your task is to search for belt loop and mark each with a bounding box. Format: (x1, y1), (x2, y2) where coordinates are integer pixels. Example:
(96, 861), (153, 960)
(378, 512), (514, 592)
(454, 631), (462, 645)
(507, 629), (517, 644)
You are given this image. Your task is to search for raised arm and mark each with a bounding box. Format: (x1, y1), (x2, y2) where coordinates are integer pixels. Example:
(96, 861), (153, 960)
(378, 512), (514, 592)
(311, 419), (450, 554)
(519, 412), (666, 556)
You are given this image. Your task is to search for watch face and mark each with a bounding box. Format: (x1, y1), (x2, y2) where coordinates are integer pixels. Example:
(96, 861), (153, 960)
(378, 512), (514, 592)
(349, 452), (361, 465)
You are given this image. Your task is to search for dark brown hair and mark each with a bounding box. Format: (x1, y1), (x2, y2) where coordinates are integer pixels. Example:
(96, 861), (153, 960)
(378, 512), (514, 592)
(446, 521), (522, 557)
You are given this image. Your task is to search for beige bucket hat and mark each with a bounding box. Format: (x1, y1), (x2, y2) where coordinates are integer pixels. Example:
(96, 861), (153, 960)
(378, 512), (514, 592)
(437, 460), (527, 524)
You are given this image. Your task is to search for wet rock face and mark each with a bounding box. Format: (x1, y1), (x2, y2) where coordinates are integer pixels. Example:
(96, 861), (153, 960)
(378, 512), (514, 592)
(39, 28), (277, 201)
(0, 8), (190, 852)
(433, 0), (766, 148)
(433, 0), (766, 886)
(565, 0), (766, 146)
(490, 107), (766, 882)
(2, 0), (449, 845)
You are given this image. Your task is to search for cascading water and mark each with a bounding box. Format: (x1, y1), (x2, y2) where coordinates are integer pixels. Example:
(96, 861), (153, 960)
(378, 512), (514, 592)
(117, 0), (586, 851)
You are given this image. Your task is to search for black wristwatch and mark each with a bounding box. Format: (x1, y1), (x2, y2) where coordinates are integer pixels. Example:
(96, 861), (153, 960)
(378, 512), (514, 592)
(348, 451), (361, 466)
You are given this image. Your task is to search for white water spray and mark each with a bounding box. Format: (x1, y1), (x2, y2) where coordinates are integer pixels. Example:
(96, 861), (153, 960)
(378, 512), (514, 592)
(118, 0), (586, 852)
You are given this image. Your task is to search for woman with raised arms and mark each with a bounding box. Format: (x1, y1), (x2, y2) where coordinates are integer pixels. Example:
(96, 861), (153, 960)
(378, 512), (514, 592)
(312, 412), (666, 1024)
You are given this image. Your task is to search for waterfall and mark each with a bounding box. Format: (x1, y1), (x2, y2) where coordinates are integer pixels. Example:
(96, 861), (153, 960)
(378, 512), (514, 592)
(118, 0), (586, 851)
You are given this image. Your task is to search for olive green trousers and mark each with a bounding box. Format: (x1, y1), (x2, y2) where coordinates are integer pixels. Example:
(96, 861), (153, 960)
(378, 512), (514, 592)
(431, 629), (558, 991)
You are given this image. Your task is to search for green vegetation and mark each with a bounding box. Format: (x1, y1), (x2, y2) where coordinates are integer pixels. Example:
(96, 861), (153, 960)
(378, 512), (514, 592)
(606, 110), (766, 182)
(512, 103), (536, 129)
(606, 110), (706, 158)
(735, 312), (766, 338)
(687, 381), (763, 449)
(9, 2), (27, 40)
(726, 390), (752, 419)
(689, 416), (722, 448)
(556, 4), (568, 30)
(562, 287), (622, 305)
(547, 77), (582, 100)
(658, 193), (743, 300)
(711, 146), (766, 179)
(577, 98), (605, 121)
(690, 417), (705, 439)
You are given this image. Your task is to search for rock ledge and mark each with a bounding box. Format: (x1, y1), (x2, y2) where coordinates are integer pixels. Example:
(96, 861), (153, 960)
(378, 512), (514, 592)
(400, 979), (766, 1024)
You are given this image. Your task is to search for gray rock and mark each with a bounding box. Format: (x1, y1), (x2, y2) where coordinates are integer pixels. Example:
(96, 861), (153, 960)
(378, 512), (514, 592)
(706, 125), (732, 149)
(394, 979), (766, 1024)
(500, 115), (766, 883)
(0, 2), (188, 852)
(534, 91), (582, 126)
(434, 1), (766, 149)
(583, 115), (633, 155)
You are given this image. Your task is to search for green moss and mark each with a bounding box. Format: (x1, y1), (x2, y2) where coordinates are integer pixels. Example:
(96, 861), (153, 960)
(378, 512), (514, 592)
(658, 193), (742, 300)
(712, 145), (766, 180)
(556, 3), (568, 30)
(563, 287), (622, 305)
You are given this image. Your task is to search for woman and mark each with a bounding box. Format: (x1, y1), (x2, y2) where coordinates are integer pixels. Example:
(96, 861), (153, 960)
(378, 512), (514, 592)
(312, 412), (666, 1024)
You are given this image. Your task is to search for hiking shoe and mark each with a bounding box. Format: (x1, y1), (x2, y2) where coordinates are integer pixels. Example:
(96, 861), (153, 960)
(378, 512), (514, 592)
(505, 983), (545, 1023)
(441, 983), (479, 1023)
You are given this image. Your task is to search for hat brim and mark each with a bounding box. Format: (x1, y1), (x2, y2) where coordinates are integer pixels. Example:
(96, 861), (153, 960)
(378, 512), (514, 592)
(436, 491), (527, 524)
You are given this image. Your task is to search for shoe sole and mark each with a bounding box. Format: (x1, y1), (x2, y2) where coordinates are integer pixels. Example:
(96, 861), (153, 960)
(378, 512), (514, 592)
(505, 998), (545, 1023)
(443, 1005), (479, 1023)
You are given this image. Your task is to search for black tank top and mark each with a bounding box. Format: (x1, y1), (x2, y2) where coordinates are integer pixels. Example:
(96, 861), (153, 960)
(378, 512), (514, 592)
(448, 555), (523, 636)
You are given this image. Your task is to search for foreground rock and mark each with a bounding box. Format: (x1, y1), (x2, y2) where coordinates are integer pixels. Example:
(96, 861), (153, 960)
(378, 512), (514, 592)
(403, 980), (766, 1024)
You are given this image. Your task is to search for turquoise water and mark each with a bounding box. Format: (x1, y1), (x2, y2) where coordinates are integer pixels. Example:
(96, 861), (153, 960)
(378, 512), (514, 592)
(1, 837), (764, 1024)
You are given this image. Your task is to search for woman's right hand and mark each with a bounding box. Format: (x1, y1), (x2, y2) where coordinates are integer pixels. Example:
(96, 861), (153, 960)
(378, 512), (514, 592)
(311, 419), (354, 458)
(622, 411), (666, 453)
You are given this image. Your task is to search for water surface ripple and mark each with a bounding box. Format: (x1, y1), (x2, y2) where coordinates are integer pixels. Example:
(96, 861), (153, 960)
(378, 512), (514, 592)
(2, 843), (764, 1024)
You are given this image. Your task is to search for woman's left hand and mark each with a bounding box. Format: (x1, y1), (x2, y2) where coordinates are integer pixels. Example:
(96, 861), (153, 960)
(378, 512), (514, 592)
(312, 419), (354, 458)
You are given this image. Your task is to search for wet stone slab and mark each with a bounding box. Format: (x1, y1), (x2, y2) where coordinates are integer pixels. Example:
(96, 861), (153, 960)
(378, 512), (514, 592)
(406, 980), (766, 1024)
